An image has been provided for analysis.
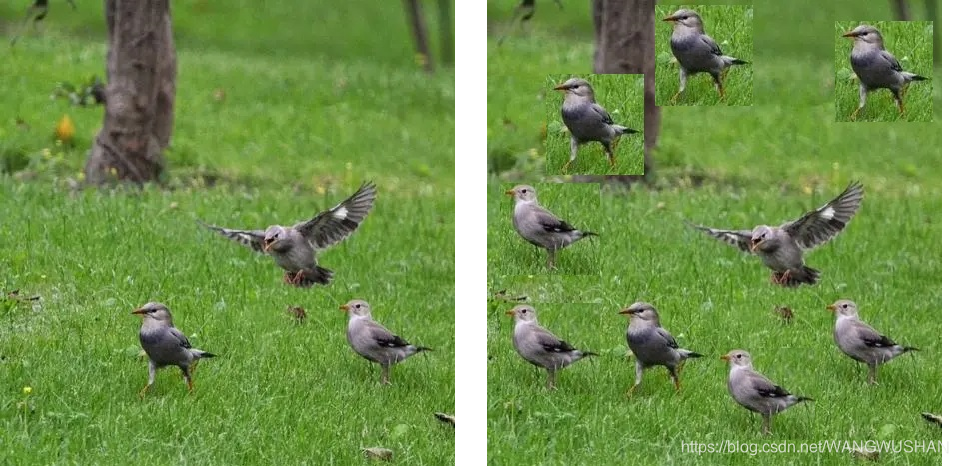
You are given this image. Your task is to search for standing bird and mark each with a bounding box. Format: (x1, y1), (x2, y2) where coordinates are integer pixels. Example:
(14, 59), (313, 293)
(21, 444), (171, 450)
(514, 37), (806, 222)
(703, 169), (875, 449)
(506, 305), (597, 390)
(199, 181), (376, 287)
(842, 24), (928, 119)
(132, 302), (215, 397)
(506, 184), (597, 269)
(340, 299), (431, 385)
(689, 181), (864, 287)
(827, 299), (918, 385)
(553, 77), (638, 171)
(619, 302), (702, 395)
(722, 349), (813, 435)
(663, 9), (749, 103)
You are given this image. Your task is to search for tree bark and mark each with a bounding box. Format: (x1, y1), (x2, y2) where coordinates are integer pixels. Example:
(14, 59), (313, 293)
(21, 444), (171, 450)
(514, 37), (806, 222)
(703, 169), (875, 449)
(85, 0), (175, 185)
(591, 0), (658, 184)
(404, 0), (434, 73)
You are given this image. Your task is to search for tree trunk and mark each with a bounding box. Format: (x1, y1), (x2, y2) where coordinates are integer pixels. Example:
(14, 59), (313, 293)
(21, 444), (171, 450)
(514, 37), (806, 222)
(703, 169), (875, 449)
(404, 0), (434, 73)
(890, 0), (910, 20)
(85, 0), (175, 185)
(437, 0), (454, 66)
(591, 0), (658, 184)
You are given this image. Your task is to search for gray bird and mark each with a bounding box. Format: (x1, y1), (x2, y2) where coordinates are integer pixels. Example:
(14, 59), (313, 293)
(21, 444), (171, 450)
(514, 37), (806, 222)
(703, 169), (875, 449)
(842, 24), (928, 119)
(827, 299), (918, 385)
(506, 184), (597, 269)
(199, 181), (376, 287)
(553, 77), (638, 171)
(506, 305), (597, 390)
(132, 302), (215, 397)
(340, 299), (431, 385)
(619, 302), (702, 396)
(690, 181), (864, 287)
(722, 349), (813, 435)
(663, 9), (749, 103)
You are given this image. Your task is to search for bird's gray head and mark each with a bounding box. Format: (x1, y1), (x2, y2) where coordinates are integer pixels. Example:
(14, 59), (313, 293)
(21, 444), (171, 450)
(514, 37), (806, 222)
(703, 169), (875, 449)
(506, 305), (538, 323)
(721, 349), (752, 368)
(505, 184), (538, 204)
(132, 302), (173, 324)
(263, 225), (289, 253)
(553, 78), (594, 100)
(827, 299), (859, 318)
(842, 25), (883, 46)
(619, 301), (660, 323)
(663, 9), (704, 31)
(340, 299), (372, 319)
(749, 225), (775, 252)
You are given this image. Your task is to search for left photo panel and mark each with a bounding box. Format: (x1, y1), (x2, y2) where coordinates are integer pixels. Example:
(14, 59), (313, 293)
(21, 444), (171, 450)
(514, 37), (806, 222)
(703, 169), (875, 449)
(0, 1), (455, 463)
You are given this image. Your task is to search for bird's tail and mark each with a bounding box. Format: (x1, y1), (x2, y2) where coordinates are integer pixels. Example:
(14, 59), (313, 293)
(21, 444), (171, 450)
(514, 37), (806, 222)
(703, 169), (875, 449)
(777, 266), (820, 287)
(722, 56), (749, 66)
(612, 124), (639, 136)
(903, 72), (928, 82)
(294, 266), (334, 287)
(190, 349), (216, 359)
(679, 349), (703, 359)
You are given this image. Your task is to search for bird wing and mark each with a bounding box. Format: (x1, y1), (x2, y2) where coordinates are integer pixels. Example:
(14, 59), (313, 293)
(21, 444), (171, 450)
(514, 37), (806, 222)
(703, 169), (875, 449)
(700, 34), (724, 56)
(687, 222), (754, 254)
(654, 327), (680, 350)
(878, 50), (903, 72)
(749, 372), (793, 398)
(293, 181), (377, 252)
(530, 204), (578, 234)
(781, 181), (864, 250)
(168, 327), (193, 350)
(532, 326), (577, 354)
(197, 220), (268, 254)
(589, 102), (615, 126)
(367, 321), (412, 348)
(852, 321), (899, 348)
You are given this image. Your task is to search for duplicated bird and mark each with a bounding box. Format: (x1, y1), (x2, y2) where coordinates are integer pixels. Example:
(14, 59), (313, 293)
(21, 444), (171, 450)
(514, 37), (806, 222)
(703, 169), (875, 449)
(620, 302), (702, 396)
(132, 302), (215, 397)
(199, 181), (376, 287)
(722, 349), (813, 435)
(553, 77), (638, 171)
(663, 9), (749, 103)
(689, 181), (864, 287)
(842, 24), (928, 119)
(828, 299), (918, 385)
(507, 305), (597, 390)
(506, 184), (597, 269)
(340, 299), (431, 385)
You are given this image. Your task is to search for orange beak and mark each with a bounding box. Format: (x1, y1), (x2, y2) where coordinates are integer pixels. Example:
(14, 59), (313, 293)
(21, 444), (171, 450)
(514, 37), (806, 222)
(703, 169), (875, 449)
(553, 84), (568, 92)
(618, 308), (632, 315)
(842, 31), (856, 38)
(339, 304), (349, 312)
(132, 308), (146, 315)
(505, 310), (516, 316)
(663, 15), (678, 22)
(720, 354), (730, 361)
(505, 189), (515, 197)
(826, 304), (837, 312)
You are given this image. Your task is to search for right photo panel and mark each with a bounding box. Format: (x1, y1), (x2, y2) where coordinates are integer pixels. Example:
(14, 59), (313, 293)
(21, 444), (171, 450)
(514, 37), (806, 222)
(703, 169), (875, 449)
(487, 0), (941, 462)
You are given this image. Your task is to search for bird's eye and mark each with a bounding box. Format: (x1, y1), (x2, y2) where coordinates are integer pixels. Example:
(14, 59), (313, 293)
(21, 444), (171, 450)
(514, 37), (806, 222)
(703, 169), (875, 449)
(735, 354), (742, 359)
(842, 304), (848, 309)
(520, 189), (527, 193)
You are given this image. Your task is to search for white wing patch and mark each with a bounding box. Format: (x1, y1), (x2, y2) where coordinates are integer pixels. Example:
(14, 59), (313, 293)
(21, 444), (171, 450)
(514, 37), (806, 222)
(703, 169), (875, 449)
(819, 206), (835, 220)
(331, 205), (349, 220)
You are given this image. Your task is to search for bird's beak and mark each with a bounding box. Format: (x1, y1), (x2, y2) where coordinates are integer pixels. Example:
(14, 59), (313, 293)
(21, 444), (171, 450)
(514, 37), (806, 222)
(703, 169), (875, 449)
(663, 15), (678, 22)
(720, 354), (730, 361)
(749, 240), (761, 252)
(263, 241), (272, 252)
(132, 308), (146, 315)
(842, 31), (856, 39)
(618, 308), (632, 315)
(826, 304), (837, 312)
(505, 189), (515, 197)
(552, 84), (567, 92)
(505, 310), (516, 316)
(339, 304), (350, 312)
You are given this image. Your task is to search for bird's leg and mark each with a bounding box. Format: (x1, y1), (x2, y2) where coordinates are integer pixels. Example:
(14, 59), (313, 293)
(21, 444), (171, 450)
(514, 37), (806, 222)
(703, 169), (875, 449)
(779, 269), (791, 284)
(139, 361), (157, 399)
(867, 364), (878, 385)
(546, 369), (557, 390)
(626, 362), (643, 397)
(380, 364), (391, 385)
(671, 68), (687, 104)
(283, 272), (296, 284)
(712, 72), (726, 101)
(292, 269), (305, 285)
(851, 83), (867, 120)
(762, 415), (772, 435)
(546, 250), (557, 269)
(669, 367), (681, 391)
(603, 142), (616, 168)
(563, 138), (578, 172)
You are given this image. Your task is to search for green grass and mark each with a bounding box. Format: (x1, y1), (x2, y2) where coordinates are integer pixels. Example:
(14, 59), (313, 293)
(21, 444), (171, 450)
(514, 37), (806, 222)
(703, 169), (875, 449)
(833, 21), (934, 122)
(544, 74), (644, 176)
(0, 1), (454, 464)
(487, 0), (940, 464)
(655, 5), (754, 107)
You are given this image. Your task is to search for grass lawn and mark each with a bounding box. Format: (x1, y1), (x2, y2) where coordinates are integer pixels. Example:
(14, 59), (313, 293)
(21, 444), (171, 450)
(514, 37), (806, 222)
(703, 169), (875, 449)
(655, 4), (754, 107)
(833, 20), (934, 122)
(544, 74), (644, 176)
(0, 1), (454, 464)
(487, 0), (941, 464)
